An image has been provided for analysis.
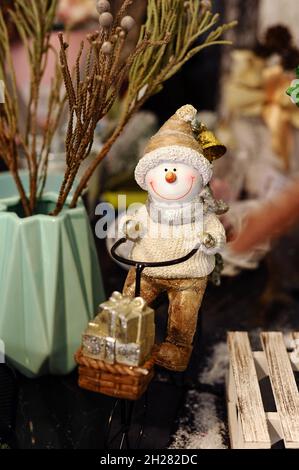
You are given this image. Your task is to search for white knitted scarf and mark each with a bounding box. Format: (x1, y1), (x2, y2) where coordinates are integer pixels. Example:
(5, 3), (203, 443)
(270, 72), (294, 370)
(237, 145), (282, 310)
(146, 194), (204, 226)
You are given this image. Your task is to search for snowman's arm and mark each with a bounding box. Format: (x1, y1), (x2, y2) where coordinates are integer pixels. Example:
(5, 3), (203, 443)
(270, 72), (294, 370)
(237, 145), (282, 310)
(201, 213), (226, 255)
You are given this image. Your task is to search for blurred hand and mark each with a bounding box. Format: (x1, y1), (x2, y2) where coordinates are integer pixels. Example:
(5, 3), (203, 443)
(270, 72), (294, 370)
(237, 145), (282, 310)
(230, 179), (299, 254)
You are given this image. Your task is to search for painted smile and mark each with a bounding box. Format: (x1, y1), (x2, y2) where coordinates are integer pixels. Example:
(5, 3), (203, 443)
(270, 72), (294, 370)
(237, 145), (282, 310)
(150, 177), (195, 201)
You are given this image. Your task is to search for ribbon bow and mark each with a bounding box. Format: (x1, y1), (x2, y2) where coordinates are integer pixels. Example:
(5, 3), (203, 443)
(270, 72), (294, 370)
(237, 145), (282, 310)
(100, 291), (147, 342)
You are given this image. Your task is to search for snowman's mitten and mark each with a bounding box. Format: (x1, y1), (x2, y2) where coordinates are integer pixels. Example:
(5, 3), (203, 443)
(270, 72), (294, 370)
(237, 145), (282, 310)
(202, 232), (216, 248)
(199, 213), (226, 255)
(199, 232), (218, 255)
(123, 219), (144, 241)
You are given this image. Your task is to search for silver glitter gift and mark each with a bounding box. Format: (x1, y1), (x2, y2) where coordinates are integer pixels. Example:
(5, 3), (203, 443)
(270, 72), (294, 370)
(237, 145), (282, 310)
(82, 292), (155, 366)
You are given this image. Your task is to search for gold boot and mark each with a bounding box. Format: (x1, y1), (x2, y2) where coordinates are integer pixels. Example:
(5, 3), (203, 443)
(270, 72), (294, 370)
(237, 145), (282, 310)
(155, 341), (193, 372)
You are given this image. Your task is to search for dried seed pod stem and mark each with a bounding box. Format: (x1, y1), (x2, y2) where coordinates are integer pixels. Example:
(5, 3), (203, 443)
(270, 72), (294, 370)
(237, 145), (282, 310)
(68, 1), (236, 209)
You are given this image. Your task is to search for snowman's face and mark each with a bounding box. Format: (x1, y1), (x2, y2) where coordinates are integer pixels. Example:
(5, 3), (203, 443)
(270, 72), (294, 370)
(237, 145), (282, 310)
(145, 162), (203, 203)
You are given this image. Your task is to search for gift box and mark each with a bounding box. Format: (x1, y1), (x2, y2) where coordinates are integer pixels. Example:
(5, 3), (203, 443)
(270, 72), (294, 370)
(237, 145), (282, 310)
(82, 292), (155, 367)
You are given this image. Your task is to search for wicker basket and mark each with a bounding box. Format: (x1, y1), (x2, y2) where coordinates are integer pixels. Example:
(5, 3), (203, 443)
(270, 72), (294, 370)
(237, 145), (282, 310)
(75, 348), (155, 400)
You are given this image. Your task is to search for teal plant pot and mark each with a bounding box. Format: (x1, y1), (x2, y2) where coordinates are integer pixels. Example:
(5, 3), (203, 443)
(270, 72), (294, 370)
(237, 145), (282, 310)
(0, 170), (71, 202)
(0, 173), (105, 377)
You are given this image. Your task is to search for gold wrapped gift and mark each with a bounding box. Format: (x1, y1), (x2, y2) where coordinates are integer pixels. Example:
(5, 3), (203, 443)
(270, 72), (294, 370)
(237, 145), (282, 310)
(82, 292), (155, 367)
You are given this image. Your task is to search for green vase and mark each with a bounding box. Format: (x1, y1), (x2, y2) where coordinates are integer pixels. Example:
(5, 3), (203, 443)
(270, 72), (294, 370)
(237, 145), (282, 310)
(0, 174), (105, 377)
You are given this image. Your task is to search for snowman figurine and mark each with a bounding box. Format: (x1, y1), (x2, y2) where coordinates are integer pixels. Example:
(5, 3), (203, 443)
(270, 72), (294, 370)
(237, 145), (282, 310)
(122, 105), (226, 372)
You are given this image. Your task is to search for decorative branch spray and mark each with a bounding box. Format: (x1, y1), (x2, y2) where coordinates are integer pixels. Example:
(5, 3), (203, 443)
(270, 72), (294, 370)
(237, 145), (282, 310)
(0, 0), (236, 216)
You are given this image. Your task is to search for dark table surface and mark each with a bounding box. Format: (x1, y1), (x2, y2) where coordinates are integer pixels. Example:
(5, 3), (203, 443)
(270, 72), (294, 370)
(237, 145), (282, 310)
(3, 223), (299, 449)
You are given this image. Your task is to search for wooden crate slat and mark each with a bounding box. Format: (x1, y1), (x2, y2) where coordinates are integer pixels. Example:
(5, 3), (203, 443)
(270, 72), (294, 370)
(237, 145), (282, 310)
(266, 412), (284, 447)
(228, 332), (271, 445)
(290, 332), (299, 372)
(293, 332), (299, 343)
(261, 332), (299, 448)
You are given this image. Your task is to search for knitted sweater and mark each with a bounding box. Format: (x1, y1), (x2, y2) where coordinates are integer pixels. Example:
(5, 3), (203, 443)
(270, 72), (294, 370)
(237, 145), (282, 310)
(124, 197), (226, 279)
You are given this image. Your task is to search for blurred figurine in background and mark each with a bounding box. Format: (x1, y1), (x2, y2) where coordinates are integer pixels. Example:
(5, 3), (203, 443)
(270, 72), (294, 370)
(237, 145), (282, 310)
(122, 105), (226, 372)
(57, 0), (98, 27)
(230, 68), (299, 255)
(216, 25), (299, 276)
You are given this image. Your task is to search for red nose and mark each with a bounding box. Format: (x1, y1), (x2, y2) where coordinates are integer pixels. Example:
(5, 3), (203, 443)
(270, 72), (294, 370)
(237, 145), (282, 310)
(165, 171), (177, 183)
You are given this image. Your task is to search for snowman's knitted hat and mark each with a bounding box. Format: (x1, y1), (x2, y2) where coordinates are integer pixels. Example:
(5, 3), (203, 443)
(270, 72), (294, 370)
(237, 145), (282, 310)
(135, 105), (212, 190)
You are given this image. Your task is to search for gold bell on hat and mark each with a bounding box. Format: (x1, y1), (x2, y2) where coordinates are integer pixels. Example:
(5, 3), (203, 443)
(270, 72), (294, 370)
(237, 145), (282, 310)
(192, 120), (227, 162)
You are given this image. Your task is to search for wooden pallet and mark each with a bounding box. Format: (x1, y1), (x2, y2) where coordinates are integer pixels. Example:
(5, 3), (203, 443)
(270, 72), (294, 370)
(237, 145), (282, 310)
(227, 332), (299, 449)
(75, 348), (155, 401)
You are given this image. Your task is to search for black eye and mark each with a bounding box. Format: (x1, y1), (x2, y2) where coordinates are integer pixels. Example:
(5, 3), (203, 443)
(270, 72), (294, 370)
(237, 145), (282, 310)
(173, 168), (177, 172)
(164, 168), (168, 172)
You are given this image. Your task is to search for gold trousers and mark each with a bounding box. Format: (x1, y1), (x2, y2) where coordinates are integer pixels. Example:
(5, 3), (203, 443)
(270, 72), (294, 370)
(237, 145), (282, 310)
(123, 268), (208, 346)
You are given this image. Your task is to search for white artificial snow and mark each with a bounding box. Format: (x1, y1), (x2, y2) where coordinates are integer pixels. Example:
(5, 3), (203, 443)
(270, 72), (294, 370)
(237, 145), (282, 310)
(169, 392), (227, 449)
(200, 342), (229, 386)
(169, 342), (229, 449)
